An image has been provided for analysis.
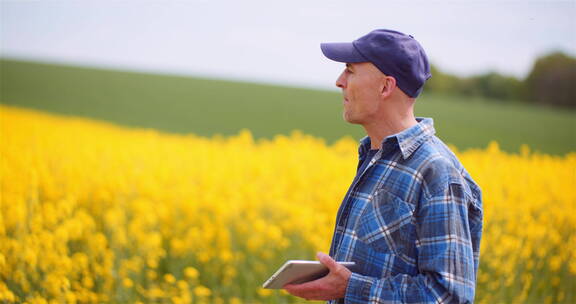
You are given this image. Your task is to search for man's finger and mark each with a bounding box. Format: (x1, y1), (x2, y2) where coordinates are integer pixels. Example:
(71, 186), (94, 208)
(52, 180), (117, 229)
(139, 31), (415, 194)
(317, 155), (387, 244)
(317, 252), (338, 272)
(284, 277), (323, 292)
(284, 278), (325, 299)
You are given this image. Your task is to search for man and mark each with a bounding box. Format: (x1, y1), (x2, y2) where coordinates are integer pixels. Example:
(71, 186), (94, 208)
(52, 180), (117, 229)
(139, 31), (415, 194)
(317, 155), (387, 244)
(284, 29), (483, 303)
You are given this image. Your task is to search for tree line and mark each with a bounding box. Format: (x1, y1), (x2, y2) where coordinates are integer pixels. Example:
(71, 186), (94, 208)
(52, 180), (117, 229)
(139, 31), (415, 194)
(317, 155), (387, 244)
(425, 52), (576, 108)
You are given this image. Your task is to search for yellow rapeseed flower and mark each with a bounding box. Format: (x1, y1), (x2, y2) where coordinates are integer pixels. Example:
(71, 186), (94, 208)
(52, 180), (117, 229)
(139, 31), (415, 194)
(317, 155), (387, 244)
(122, 278), (133, 288)
(193, 285), (211, 297)
(184, 267), (199, 280)
(164, 273), (176, 284)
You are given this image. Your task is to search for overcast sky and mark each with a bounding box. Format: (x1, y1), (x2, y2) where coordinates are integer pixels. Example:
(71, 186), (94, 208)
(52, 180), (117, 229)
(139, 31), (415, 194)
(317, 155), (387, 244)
(1, 0), (575, 90)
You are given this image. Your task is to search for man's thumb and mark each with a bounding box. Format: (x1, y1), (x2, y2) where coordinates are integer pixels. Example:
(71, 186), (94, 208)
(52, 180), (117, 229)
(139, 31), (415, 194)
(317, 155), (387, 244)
(317, 252), (338, 271)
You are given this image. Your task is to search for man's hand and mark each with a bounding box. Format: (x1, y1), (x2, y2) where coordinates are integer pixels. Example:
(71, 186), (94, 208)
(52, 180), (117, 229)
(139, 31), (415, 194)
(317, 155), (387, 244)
(283, 252), (352, 301)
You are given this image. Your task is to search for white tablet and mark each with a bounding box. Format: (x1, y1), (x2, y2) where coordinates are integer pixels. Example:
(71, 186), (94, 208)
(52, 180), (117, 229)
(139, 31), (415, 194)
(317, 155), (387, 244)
(262, 260), (356, 289)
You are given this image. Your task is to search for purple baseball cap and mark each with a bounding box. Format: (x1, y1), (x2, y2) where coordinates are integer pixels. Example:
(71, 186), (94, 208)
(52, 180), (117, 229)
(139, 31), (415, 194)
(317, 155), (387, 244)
(320, 29), (432, 98)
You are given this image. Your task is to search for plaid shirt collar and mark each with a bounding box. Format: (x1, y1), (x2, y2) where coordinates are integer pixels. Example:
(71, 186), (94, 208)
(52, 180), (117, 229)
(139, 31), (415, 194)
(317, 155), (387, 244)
(358, 117), (436, 160)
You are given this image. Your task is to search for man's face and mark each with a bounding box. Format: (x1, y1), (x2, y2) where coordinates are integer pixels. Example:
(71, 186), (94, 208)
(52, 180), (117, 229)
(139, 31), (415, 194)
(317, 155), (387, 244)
(335, 62), (385, 125)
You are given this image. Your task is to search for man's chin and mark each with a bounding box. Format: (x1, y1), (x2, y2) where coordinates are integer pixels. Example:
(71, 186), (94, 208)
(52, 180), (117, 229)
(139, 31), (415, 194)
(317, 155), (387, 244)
(342, 113), (360, 124)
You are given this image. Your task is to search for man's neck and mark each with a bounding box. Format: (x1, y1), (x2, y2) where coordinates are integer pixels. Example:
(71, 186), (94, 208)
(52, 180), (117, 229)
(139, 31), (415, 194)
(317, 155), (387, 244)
(363, 113), (418, 150)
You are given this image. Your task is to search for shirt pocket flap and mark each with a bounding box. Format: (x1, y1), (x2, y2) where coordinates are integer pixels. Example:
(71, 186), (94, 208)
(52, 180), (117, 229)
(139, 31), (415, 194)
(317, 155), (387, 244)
(356, 189), (416, 255)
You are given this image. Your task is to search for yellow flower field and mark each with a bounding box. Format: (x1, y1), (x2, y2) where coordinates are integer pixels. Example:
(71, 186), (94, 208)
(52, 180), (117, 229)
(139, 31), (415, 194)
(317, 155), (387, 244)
(0, 104), (574, 303)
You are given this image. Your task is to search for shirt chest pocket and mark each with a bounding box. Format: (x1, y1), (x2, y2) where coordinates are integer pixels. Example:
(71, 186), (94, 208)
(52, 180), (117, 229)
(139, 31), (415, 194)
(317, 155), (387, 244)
(355, 189), (417, 256)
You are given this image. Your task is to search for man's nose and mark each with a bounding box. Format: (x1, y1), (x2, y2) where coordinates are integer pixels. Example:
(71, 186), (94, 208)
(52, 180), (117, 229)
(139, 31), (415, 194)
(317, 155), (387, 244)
(336, 71), (346, 88)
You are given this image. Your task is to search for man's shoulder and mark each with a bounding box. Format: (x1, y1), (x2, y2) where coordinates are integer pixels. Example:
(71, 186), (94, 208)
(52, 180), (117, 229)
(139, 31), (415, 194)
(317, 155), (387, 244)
(404, 135), (459, 170)
(407, 135), (480, 200)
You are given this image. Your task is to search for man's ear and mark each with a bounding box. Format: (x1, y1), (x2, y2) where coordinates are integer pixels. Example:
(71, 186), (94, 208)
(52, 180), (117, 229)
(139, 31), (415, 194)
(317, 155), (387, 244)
(380, 76), (397, 98)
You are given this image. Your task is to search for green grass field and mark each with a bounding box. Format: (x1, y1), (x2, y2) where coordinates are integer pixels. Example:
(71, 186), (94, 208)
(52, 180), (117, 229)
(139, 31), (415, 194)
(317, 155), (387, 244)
(1, 59), (574, 154)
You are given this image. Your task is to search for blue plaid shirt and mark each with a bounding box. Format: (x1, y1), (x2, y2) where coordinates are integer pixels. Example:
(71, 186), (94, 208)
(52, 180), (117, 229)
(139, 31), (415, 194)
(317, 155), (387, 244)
(329, 118), (483, 304)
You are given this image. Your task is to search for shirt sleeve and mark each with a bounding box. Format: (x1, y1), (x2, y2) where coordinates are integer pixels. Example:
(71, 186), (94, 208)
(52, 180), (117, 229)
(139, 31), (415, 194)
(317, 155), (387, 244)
(344, 182), (480, 304)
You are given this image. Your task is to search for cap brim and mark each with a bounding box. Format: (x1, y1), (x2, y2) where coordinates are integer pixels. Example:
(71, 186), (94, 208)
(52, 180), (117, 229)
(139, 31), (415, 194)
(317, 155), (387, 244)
(320, 42), (367, 63)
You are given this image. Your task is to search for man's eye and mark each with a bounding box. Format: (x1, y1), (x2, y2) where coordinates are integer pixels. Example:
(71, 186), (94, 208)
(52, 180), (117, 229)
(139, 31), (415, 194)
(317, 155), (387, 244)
(346, 69), (353, 74)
